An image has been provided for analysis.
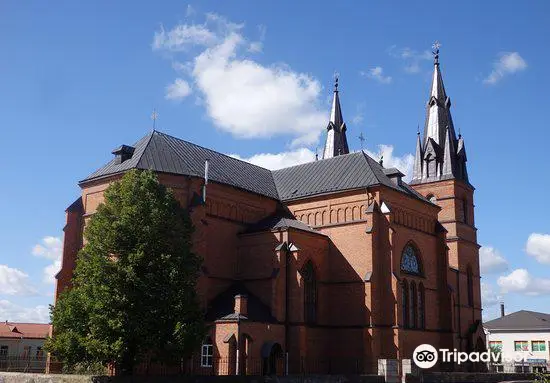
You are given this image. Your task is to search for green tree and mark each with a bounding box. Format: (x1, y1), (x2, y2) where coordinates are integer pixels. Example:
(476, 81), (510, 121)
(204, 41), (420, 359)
(46, 170), (205, 374)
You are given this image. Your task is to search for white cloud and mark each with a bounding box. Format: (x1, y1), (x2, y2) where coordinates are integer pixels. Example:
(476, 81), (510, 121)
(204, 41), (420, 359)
(388, 45), (432, 74)
(483, 52), (527, 85)
(498, 268), (550, 296)
(32, 236), (62, 284)
(231, 148), (315, 170)
(361, 66), (392, 84)
(185, 4), (196, 17)
(0, 300), (49, 323)
(365, 145), (414, 181)
(153, 13), (326, 146)
(165, 78), (192, 101)
(526, 233), (550, 264)
(0, 265), (37, 296)
(479, 246), (509, 274)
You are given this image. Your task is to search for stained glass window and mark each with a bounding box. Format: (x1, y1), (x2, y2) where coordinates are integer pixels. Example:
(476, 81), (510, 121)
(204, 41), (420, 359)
(401, 245), (421, 275)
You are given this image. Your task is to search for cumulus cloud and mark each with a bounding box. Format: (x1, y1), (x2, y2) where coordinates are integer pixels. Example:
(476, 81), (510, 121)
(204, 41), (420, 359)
(483, 52), (527, 85)
(526, 233), (550, 264)
(387, 45), (432, 74)
(365, 145), (414, 181)
(165, 78), (192, 101)
(479, 246), (509, 274)
(0, 300), (49, 323)
(361, 66), (392, 84)
(498, 268), (550, 296)
(0, 265), (37, 296)
(32, 236), (62, 284)
(153, 13), (326, 146)
(231, 148), (316, 170)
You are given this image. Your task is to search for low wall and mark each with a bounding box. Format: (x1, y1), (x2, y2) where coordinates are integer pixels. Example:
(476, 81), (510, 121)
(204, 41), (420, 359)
(0, 373), (385, 383)
(406, 371), (537, 383)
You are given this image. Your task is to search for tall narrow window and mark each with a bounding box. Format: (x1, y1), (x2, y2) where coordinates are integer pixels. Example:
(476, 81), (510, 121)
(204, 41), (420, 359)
(463, 198), (469, 224)
(302, 261), (317, 324)
(402, 280), (409, 328)
(201, 337), (213, 367)
(0, 346), (7, 358)
(467, 266), (474, 307)
(418, 283), (425, 329)
(410, 281), (417, 328)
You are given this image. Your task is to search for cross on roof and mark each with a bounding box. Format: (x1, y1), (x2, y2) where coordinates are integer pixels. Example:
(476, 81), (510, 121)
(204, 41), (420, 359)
(358, 132), (366, 150)
(151, 109), (158, 130)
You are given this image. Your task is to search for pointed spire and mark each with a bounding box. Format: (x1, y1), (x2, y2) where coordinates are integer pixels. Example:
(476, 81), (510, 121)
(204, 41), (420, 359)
(411, 43), (470, 185)
(323, 74), (349, 159)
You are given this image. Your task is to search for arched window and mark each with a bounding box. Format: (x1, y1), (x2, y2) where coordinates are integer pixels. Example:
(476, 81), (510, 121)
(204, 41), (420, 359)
(410, 281), (417, 328)
(418, 283), (425, 329)
(401, 244), (422, 275)
(301, 261), (317, 324)
(467, 266), (474, 307)
(402, 279), (409, 328)
(201, 337), (213, 367)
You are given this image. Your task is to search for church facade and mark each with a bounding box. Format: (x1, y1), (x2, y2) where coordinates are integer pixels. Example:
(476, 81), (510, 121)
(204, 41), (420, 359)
(54, 49), (484, 374)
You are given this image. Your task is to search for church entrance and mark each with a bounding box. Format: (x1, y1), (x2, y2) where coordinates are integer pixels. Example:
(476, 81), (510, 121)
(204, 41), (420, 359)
(261, 342), (283, 375)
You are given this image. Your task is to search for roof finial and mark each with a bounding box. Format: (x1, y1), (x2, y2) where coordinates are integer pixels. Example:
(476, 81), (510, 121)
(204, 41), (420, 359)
(358, 132), (366, 150)
(151, 108), (158, 131)
(333, 71), (339, 92)
(417, 124), (420, 135)
(432, 41), (441, 65)
(379, 155), (384, 166)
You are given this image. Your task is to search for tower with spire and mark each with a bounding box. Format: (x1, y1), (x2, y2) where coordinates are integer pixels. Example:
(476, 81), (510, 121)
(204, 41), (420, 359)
(322, 76), (349, 159)
(410, 43), (482, 355)
(411, 42), (468, 185)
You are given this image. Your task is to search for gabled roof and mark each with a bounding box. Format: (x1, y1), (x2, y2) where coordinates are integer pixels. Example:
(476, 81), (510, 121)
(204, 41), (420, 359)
(244, 212), (324, 235)
(82, 131), (430, 204)
(273, 151), (428, 203)
(484, 310), (550, 331)
(82, 131), (280, 200)
(206, 283), (275, 323)
(0, 322), (51, 339)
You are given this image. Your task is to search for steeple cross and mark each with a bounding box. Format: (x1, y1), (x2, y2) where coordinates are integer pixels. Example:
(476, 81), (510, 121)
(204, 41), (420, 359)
(358, 132), (366, 150)
(432, 41), (441, 64)
(151, 109), (158, 130)
(333, 71), (340, 91)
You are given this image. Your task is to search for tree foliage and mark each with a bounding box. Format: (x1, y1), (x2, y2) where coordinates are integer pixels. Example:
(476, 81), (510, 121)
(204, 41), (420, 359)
(46, 170), (205, 373)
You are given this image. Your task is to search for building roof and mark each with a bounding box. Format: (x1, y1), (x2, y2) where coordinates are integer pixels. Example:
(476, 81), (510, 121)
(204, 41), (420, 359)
(206, 283), (275, 323)
(82, 130), (280, 200)
(82, 131), (429, 204)
(484, 310), (550, 331)
(0, 322), (51, 339)
(244, 211), (323, 235)
(273, 151), (428, 202)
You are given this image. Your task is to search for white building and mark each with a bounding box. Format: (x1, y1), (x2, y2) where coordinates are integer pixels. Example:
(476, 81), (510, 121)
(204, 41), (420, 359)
(0, 321), (50, 372)
(484, 308), (550, 373)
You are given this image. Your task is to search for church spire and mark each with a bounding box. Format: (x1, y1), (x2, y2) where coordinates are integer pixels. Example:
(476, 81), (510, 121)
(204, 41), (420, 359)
(411, 42), (469, 185)
(323, 75), (349, 159)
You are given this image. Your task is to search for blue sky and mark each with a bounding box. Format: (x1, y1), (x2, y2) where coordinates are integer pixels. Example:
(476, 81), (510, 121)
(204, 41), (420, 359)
(1, 1), (549, 323)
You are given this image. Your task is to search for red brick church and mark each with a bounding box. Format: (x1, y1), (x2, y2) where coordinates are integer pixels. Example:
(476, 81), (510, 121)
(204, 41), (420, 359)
(54, 48), (484, 374)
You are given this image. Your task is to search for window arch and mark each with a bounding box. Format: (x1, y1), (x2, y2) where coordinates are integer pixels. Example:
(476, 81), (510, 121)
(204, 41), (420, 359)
(301, 261), (317, 324)
(400, 244), (422, 276)
(467, 265), (474, 307)
(418, 283), (425, 329)
(402, 279), (409, 328)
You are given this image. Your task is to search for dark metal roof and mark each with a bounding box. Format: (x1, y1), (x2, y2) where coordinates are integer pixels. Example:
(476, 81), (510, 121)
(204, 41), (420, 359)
(484, 310), (550, 331)
(82, 131), (280, 200)
(82, 131), (429, 204)
(272, 151), (429, 203)
(244, 212), (323, 235)
(206, 283), (275, 323)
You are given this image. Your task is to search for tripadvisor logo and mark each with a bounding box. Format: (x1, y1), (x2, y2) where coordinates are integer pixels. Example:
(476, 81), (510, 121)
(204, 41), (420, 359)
(413, 344), (508, 369)
(413, 344), (438, 369)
